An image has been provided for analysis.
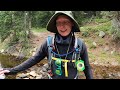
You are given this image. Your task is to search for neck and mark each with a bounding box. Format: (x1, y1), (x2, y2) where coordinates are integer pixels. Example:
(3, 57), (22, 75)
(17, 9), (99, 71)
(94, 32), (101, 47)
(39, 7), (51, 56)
(55, 32), (74, 45)
(58, 32), (72, 40)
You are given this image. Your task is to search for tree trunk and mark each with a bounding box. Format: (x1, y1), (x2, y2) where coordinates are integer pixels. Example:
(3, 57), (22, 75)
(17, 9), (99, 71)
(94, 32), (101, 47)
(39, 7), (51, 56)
(28, 11), (32, 38)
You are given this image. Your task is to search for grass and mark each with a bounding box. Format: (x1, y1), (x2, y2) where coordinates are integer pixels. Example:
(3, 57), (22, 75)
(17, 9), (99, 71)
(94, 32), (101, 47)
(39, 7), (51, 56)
(88, 48), (120, 65)
(0, 39), (10, 51)
(79, 18), (120, 65)
(32, 28), (47, 33)
(80, 20), (111, 34)
(0, 54), (26, 68)
(94, 18), (110, 23)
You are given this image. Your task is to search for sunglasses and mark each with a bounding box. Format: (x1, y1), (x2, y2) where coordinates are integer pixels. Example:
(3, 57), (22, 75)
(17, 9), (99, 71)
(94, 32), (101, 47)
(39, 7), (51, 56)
(56, 20), (71, 27)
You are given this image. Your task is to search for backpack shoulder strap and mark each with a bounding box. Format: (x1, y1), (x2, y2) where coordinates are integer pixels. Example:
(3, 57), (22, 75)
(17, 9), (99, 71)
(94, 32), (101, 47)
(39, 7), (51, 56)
(74, 37), (84, 78)
(47, 35), (54, 64)
(74, 37), (83, 60)
(47, 35), (54, 47)
(46, 35), (55, 77)
(74, 37), (83, 51)
(77, 38), (83, 52)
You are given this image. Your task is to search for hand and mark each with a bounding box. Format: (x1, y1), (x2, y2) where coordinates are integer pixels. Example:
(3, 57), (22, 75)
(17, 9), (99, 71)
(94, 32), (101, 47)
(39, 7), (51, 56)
(0, 69), (10, 75)
(0, 69), (10, 79)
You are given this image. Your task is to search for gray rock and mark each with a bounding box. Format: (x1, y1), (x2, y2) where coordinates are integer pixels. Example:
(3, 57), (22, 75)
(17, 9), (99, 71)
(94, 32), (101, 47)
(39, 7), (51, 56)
(99, 31), (105, 38)
(42, 63), (49, 72)
(16, 73), (28, 78)
(29, 71), (37, 77)
(93, 42), (97, 47)
(36, 75), (42, 79)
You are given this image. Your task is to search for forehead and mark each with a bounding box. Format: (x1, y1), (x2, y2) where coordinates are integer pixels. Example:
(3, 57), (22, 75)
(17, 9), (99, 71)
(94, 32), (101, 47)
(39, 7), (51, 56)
(56, 15), (71, 21)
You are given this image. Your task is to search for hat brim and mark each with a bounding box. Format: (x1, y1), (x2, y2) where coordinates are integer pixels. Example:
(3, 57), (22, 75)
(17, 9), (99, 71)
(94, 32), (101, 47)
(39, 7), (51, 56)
(46, 12), (80, 33)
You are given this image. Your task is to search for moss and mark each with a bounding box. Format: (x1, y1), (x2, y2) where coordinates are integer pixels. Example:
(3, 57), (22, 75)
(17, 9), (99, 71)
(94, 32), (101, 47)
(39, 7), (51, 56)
(0, 54), (26, 68)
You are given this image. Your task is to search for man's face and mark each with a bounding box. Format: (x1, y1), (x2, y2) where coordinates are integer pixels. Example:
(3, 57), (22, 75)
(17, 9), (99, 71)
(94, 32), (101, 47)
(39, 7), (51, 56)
(56, 15), (73, 37)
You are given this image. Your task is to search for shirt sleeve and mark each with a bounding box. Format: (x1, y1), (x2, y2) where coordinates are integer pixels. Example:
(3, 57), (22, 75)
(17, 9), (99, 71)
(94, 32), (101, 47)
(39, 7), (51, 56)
(5, 40), (48, 75)
(80, 42), (94, 79)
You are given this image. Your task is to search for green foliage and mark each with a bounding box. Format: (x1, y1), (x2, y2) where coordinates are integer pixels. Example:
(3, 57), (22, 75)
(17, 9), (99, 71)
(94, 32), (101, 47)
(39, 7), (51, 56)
(72, 11), (85, 25)
(0, 11), (31, 56)
(100, 11), (112, 19)
(81, 20), (111, 33)
(0, 11), (12, 42)
(110, 12), (120, 42)
(110, 25), (120, 41)
(94, 18), (110, 23)
(32, 28), (47, 32)
(82, 31), (90, 37)
(32, 11), (54, 28)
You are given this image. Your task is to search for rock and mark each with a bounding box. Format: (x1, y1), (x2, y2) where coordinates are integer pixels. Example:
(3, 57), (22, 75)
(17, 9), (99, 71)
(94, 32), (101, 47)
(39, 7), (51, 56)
(117, 72), (120, 77)
(41, 72), (49, 79)
(29, 76), (34, 79)
(99, 31), (105, 38)
(16, 77), (22, 79)
(0, 49), (4, 53)
(15, 63), (50, 79)
(23, 78), (29, 79)
(92, 42), (97, 47)
(43, 63), (49, 69)
(42, 63), (49, 72)
(36, 68), (42, 74)
(29, 71), (37, 77)
(111, 51), (114, 54)
(16, 73), (28, 78)
(36, 75), (42, 79)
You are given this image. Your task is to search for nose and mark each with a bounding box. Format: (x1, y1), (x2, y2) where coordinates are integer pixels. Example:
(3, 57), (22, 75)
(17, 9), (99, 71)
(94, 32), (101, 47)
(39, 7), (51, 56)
(57, 23), (65, 30)
(59, 24), (65, 28)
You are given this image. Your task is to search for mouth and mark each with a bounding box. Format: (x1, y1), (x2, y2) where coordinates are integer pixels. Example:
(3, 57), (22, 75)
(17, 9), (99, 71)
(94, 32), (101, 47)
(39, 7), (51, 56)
(60, 29), (67, 32)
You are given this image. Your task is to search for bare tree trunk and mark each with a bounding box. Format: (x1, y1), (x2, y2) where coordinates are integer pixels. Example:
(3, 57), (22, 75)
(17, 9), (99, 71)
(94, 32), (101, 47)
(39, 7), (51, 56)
(24, 11), (27, 41)
(28, 11), (32, 38)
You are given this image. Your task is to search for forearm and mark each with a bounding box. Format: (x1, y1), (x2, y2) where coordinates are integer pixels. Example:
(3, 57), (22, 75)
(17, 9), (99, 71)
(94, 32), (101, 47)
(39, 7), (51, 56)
(5, 40), (48, 75)
(5, 56), (43, 75)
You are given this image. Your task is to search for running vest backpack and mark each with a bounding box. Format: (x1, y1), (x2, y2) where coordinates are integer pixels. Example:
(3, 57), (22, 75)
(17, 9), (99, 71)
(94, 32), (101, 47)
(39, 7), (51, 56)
(47, 35), (85, 78)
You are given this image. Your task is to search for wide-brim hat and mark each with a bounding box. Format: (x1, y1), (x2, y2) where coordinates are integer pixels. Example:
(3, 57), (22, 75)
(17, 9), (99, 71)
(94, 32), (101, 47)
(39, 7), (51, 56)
(46, 11), (80, 33)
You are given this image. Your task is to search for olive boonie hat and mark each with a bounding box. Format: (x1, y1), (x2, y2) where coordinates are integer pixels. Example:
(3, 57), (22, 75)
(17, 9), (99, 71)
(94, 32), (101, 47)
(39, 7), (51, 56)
(46, 11), (80, 33)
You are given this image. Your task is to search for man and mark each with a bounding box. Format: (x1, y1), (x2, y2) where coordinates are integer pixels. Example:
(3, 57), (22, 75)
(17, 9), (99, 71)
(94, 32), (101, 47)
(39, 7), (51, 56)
(0, 11), (93, 79)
